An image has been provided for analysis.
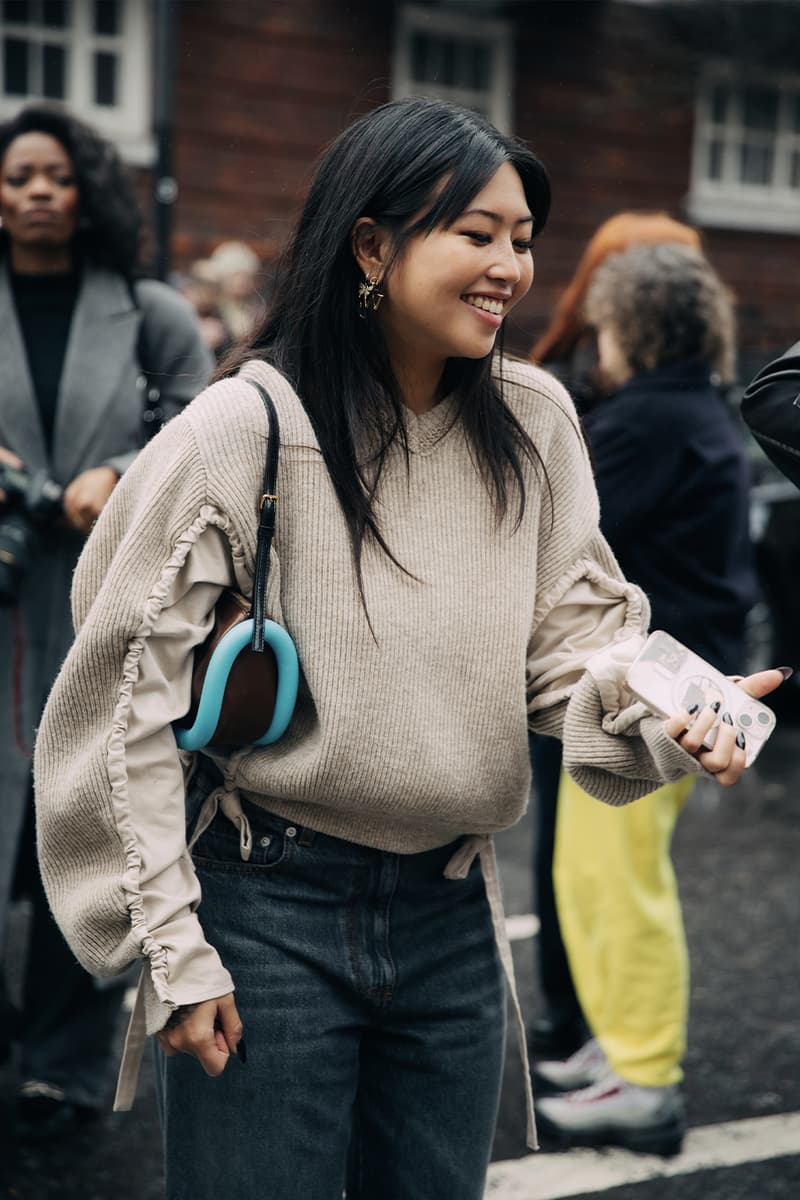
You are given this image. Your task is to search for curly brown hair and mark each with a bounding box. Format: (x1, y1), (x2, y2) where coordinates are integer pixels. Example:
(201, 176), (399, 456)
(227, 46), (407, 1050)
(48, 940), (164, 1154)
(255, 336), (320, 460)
(584, 242), (736, 384)
(0, 104), (141, 276)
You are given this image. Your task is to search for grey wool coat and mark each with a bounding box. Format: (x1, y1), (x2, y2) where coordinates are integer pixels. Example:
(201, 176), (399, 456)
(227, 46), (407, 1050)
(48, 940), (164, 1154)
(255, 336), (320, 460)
(0, 260), (213, 947)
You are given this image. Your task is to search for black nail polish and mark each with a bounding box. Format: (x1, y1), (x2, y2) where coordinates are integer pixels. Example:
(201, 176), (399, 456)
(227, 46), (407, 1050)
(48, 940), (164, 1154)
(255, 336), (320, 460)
(709, 700), (721, 713)
(778, 666), (794, 680)
(237, 1037), (247, 1064)
(722, 711), (734, 725)
(687, 703), (700, 715)
(736, 731), (746, 750)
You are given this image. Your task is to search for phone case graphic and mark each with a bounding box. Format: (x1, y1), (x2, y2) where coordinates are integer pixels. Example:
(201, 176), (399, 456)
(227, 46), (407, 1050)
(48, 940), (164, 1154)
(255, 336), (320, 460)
(626, 631), (775, 767)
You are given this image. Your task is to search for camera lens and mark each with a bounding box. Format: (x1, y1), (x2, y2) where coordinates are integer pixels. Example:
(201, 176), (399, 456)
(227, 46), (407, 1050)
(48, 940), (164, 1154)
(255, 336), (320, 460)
(738, 712), (753, 728)
(756, 711), (771, 726)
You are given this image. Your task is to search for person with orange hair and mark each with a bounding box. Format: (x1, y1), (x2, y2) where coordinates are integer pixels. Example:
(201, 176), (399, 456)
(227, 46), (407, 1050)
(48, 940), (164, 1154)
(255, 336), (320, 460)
(527, 213), (704, 1068)
(532, 238), (758, 1156)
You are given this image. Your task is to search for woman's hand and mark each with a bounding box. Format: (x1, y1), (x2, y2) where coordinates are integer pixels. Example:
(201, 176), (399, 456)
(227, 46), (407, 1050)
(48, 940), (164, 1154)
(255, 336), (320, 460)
(62, 465), (119, 534)
(665, 668), (787, 785)
(157, 993), (243, 1077)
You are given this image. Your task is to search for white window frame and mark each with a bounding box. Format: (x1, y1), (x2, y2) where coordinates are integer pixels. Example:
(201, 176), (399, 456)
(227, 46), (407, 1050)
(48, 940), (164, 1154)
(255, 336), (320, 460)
(392, 3), (512, 133)
(0, 0), (154, 165)
(687, 65), (800, 234)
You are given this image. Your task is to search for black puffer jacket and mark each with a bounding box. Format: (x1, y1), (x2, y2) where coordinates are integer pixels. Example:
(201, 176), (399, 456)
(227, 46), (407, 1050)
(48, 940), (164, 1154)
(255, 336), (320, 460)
(742, 341), (800, 490)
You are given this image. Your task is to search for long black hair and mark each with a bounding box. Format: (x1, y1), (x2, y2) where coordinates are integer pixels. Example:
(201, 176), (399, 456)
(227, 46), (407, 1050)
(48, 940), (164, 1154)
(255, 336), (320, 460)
(223, 97), (551, 591)
(0, 104), (141, 276)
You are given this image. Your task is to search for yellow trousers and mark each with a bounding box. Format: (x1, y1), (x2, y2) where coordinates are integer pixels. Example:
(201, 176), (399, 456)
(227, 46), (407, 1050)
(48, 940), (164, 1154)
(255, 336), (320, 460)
(553, 772), (694, 1087)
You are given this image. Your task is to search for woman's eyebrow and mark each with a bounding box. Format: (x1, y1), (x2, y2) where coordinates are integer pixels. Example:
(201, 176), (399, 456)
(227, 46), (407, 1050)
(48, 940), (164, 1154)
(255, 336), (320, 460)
(460, 208), (533, 225)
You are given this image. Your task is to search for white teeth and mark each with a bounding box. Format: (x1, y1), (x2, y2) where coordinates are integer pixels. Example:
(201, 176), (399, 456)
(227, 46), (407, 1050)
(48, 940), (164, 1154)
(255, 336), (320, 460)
(463, 295), (504, 315)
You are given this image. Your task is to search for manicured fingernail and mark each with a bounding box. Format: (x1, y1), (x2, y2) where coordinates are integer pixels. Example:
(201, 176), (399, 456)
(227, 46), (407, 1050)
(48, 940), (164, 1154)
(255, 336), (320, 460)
(778, 667), (794, 680)
(709, 700), (721, 713)
(722, 711), (734, 725)
(687, 703), (700, 715)
(736, 731), (746, 750)
(237, 1037), (247, 1064)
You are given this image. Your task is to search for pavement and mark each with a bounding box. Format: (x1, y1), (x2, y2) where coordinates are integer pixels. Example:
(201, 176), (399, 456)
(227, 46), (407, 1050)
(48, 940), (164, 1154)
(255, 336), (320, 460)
(2, 717), (798, 1199)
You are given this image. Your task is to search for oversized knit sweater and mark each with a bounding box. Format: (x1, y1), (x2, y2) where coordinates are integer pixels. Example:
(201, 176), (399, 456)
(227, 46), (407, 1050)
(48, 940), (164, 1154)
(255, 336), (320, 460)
(34, 357), (701, 1037)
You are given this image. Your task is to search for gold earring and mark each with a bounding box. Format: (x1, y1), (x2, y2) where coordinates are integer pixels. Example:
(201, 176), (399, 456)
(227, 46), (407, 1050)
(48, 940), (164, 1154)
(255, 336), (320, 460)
(358, 274), (384, 314)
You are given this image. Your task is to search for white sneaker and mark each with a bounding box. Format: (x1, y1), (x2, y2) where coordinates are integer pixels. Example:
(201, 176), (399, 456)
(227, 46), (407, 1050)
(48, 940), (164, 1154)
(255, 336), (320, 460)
(533, 1037), (610, 1092)
(536, 1074), (686, 1156)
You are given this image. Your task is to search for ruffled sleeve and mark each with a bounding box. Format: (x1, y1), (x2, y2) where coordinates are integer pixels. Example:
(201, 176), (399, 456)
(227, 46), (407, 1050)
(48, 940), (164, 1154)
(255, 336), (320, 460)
(34, 409), (255, 1037)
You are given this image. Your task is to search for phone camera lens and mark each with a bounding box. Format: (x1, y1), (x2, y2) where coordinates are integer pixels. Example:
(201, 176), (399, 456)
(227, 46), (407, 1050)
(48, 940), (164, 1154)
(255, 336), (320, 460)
(739, 712), (753, 728)
(756, 711), (771, 726)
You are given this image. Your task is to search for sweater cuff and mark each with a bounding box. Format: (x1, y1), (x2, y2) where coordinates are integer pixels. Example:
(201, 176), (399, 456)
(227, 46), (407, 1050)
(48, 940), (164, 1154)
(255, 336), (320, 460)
(141, 909), (235, 1036)
(561, 671), (703, 806)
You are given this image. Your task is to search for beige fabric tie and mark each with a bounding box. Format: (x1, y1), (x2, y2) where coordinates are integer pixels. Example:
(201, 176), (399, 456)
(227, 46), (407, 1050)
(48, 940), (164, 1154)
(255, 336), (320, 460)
(445, 835), (538, 1151)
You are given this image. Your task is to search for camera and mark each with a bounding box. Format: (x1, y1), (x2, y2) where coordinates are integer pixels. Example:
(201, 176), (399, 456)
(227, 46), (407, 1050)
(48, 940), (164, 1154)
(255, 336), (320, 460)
(626, 630), (776, 767)
(0, 462), (63, 606)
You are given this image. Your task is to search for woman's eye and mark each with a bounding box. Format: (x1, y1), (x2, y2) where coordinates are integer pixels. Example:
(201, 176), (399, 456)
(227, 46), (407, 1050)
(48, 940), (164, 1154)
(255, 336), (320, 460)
(462, 231), (492, 245)
(3, 175), (27, 187)
(514, 239), (534, 252)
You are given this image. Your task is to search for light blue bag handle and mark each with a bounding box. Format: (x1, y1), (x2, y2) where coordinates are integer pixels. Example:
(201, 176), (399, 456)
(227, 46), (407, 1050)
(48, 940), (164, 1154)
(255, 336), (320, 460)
(174, 618), (299, 752)
(174, 380), (299, 752)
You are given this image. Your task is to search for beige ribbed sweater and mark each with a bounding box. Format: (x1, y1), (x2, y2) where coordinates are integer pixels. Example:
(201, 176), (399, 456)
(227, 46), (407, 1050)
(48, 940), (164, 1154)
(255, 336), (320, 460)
(34, 357), (700, 1036)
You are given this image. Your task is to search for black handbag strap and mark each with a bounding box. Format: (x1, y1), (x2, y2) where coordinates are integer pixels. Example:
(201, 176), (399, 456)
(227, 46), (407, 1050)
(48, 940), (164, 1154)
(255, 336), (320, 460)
(247, 380), (280, 653)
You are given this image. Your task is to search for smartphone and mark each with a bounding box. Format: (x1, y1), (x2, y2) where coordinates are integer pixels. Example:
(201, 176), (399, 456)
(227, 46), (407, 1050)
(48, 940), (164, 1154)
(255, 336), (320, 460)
(625, 631), (776, 767)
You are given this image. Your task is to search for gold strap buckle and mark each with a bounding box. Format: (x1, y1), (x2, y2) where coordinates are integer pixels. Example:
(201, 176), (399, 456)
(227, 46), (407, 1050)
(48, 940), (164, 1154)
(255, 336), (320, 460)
(260, 493), (277, 508)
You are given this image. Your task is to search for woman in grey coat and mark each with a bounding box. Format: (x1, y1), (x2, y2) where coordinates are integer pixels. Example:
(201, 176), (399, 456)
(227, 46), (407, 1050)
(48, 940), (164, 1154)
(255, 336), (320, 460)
(0, 104), (211, 1138)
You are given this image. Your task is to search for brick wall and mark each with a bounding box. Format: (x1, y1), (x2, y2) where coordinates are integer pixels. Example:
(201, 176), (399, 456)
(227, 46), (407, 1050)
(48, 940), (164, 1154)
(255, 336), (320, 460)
(168, 0), (393, 266)
(153, 0), (799, 373)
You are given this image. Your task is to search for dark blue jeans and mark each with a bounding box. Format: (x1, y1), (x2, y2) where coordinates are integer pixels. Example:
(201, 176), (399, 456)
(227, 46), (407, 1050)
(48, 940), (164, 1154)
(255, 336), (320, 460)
(159, 798), (506, 1200)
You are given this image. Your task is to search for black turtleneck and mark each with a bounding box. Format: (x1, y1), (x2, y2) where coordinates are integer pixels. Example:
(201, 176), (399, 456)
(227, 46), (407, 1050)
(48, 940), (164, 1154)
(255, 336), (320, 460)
(10, 267), (81, 452)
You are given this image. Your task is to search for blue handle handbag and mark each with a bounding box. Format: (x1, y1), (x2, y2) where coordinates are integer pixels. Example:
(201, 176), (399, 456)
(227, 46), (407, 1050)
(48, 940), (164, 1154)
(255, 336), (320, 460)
(174, 381), (299, 752)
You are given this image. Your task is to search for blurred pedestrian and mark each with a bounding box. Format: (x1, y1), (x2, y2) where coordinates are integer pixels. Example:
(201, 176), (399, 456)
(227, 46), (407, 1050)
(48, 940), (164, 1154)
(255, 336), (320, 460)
(179, 266), (235, 362)
(527, 212), (703, 1063)
(535, 242), (760, 1155)
(0, 103), (212, 1140)
(33, 98), (776, 1198)
(203, 239), (264, 342)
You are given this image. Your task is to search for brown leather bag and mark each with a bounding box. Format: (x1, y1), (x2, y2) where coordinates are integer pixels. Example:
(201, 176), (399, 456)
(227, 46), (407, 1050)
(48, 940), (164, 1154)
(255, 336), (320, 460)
(179, 588), (279, 746)
(173, 380), (298, 751)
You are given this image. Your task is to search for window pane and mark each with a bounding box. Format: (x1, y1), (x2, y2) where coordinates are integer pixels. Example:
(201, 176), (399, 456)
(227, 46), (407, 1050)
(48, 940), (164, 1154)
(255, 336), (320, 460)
(42, 41), (64, 97)
(791, 151), (800, 191)
(3, 36), (29, 94)
(739, 142), (773, 185)
(742, 86), (778, 132)
(43, 0), (69, 27)
(463, 40), (490, 91)
(93, 0), (119, 36)
(94, 49), (116, 105)
(710, 82), (728, 124)
(707, 138), (724, 181)
(410, 30), (492, 92)
(411, 31), (428, 82)
(3, 1), (31, 24)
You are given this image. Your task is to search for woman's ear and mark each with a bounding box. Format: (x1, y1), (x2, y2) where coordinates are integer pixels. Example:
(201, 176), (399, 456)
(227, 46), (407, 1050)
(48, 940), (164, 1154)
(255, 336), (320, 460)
(351, 217), (391, 281)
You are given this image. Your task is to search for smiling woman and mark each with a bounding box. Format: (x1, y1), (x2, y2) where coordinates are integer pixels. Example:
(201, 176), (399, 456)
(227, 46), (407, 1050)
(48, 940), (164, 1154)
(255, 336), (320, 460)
(31, 97), (779, 1200)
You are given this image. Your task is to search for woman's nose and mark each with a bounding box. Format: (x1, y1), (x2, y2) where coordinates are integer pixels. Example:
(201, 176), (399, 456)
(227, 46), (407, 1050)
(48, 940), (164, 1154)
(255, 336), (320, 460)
(28, 173), (55, 198)
(487, 241), (521, 284)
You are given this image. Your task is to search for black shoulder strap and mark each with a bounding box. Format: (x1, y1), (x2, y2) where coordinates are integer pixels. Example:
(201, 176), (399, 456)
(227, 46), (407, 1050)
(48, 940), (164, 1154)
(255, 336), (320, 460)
(246, 380), (280, 653)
